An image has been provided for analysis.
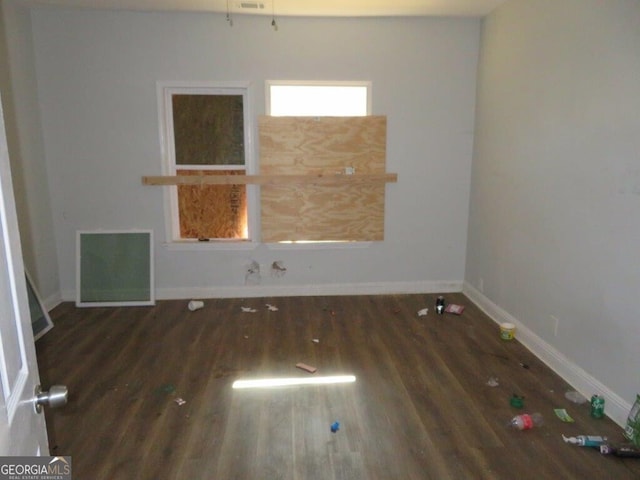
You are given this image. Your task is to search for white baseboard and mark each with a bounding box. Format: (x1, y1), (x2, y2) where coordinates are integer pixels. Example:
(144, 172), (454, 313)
(463, 281), (631, 428)
(155, 280), (464, 300)
(42, 291), (63, 312)
(61, 280), (462, 303)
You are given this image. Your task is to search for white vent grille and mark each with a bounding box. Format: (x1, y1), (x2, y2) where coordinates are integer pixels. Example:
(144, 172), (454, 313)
(236, 1), (265, 9)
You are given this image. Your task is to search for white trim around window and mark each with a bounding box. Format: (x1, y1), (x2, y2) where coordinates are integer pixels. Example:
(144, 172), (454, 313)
(156, 81), (258, 249)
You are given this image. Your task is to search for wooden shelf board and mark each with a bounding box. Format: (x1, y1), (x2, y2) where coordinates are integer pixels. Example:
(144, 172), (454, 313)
(142, 173), (397, 186)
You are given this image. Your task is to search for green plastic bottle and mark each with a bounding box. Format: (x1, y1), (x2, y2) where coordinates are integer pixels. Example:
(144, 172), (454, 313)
(624, 394), (640, 446)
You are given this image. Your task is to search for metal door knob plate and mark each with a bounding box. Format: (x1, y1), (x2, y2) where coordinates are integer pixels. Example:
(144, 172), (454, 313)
(34, 385), (68, 414)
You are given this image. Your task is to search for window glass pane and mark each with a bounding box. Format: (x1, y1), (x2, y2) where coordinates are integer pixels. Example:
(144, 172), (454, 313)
(177, 170), (248, 240)
(270, 85), (368, 116)
(172, 94), (245, 165)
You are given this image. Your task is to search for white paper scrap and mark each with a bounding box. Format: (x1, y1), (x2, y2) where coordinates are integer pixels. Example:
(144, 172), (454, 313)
(486, 377), (499, 387)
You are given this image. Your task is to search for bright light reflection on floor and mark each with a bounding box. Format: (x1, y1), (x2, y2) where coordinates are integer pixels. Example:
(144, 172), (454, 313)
(232, 375), (356, 389)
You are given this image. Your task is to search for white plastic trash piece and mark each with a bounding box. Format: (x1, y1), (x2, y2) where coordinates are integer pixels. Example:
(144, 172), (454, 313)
(486, 377), (499, 387)
(265, 304), (278, 311)
(312, 338), (320, 344)
(565, 391), (587, 404)
(241, 307), (258, 313)
(174, 398), (186, 406)
(418, 308), (429, 316)
(188, 300), (204, 311)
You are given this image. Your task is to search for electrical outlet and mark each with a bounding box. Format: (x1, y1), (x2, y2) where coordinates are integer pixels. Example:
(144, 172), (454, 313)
(550, 315), (559, 337)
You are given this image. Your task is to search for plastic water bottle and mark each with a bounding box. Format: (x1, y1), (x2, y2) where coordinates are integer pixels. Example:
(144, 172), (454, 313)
(509, 412), (543, 430)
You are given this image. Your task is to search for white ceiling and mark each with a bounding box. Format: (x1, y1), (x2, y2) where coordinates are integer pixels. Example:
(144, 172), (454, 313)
(19, 0), (508, 17)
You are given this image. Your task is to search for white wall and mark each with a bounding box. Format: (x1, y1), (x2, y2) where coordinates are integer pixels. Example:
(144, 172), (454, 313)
(29, 8), (480, 299)
(0, 1), (59, 307)
(466, 0), (640, 421)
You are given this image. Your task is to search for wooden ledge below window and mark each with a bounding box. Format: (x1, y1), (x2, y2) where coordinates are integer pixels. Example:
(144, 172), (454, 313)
(142, 173), (397, 186)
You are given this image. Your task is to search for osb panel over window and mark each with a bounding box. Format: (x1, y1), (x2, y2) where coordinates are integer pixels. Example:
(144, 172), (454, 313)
(259, 116), (387, 242)
(177, 170), (247, 239)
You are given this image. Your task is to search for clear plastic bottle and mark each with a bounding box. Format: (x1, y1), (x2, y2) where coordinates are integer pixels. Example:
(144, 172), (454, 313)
(509, 412), (543, 430)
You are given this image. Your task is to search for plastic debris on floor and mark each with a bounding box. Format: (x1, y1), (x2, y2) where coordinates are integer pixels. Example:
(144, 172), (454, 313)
(188, 300), (204, 311)
(444, 304), (465, 315)
(486, 377), (500, 387)
(565, 391), (587, 404)
(554, 409), (575, 422)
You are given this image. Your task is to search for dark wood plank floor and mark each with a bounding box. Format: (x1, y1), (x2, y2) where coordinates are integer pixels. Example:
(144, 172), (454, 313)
(37, 294), (640, 479)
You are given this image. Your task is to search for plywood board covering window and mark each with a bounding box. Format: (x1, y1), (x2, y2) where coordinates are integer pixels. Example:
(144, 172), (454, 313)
(177, 170), (247, 239)
(259, 116), (387, 242)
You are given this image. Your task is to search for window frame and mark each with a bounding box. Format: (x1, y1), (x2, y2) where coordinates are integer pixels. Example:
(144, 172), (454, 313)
(157, 81), (257, 249)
